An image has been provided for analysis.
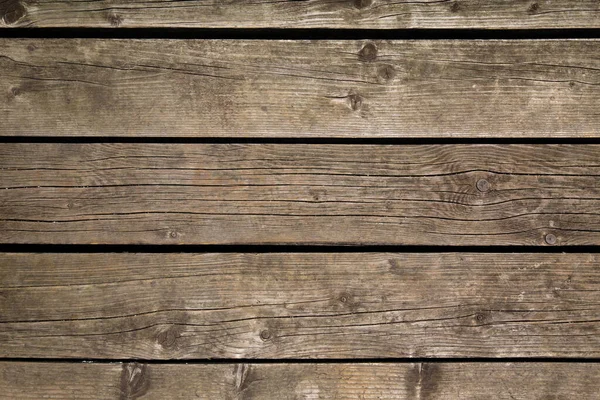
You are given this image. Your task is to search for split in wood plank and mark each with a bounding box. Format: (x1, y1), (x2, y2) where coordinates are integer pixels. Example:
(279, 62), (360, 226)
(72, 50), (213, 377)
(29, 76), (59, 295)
(2, 144), (600, 245)
(2, 0), (600, 29)
(1, 252), (599, 359)
(2, 39), (600, 137)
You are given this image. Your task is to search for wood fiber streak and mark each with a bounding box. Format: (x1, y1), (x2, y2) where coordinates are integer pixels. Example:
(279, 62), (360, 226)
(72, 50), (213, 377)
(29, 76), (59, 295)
(1, 253), (599, 359)
(2, 39), (600, 137)
(1, 0), (599, 29)
(1, 362), (599, 399)
(2, 144), (600, 245)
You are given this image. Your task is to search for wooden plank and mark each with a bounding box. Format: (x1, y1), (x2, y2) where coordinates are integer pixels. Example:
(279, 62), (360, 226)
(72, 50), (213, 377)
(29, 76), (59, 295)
(2, 0), (600, 29)
(2, 39), (600, 138)
(1, 252), (599, 359)
(2, 144), (600, 246)
(1, 362), (599, 400)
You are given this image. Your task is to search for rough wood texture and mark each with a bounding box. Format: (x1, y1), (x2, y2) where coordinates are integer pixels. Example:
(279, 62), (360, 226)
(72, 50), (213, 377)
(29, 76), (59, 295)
(1, 252), (599, 359)
(1, 0), (600, 29)
(2, 144), (600, 245)
(1, 362), (599, 400)
(2, 39), (600, 138)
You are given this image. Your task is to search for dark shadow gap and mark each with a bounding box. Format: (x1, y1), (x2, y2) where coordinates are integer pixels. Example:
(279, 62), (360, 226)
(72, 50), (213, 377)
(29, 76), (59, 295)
(2, 28), (600, 40)
(1, 357), (599, 364)
(3, 137), (600, 145)
(2, 244), (600, 253)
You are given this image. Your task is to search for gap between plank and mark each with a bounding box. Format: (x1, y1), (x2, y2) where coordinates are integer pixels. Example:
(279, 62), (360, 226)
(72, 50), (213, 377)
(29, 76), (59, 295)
(2, 28), (600, 40)
(2, 244), (600, 253)
(1, 358), (599, 364)
(4, 137), (600, 145)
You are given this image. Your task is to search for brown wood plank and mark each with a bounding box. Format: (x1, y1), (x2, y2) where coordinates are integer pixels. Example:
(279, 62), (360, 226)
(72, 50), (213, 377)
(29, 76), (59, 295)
(2, 0), (600, 29)
(2, 144), (600, 245)
(2, 39), (600, 138)
(1, 252), (599, 359)
(1, 362), (599, 399)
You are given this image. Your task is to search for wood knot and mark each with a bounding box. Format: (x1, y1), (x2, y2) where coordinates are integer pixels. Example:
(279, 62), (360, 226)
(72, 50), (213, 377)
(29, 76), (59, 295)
(388, 259), (403, 275)
(474, 311), (491, 325)
(259, 329), (272, 341)
(353, 0), (373, 9)
(377, 64), (396, 82)
(358, 42), (378, 62)
(450, 2), (460, 13)
(405, 363), (442, 399)
(348, 93), (363, 111)
(120, 363), (150, 400)
(26, 44), (36, 52)
(336, 292), (359, 311)
(234, 364), (252, 392)
(527, 2), (539, 14)
(1, 0), (26, 25)
(9, 86), (20, 98)
(476, 179), (490, 193)
(156, 325), (182, 349)
(107, 11), (123, 27)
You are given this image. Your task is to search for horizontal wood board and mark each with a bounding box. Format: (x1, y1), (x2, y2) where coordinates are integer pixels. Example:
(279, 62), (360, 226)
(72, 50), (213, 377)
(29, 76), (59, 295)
(1, 252), (599, 359)
(2, 144), (600, 245)
(1, 362), (599, 399)
(2, 0), (600, 29)
(2, 39), (600, 137)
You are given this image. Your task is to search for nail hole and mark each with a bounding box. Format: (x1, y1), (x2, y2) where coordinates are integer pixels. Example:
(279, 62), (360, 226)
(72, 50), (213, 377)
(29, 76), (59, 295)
(545, 233), (557, 245)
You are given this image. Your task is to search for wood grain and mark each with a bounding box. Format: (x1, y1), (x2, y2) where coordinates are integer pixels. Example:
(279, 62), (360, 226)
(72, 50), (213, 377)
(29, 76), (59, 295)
(2, 39), (600, 138)
(1, 362), (599, 399)
(1, 252), (599, 359)
(2, 144), (600, 245)
(1, 0), (600, 29)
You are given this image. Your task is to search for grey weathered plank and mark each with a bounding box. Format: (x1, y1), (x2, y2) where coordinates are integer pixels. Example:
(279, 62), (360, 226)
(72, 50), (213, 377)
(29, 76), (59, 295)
(1, 362), (599, 399)
(1, 252), (599, 359)
(2, 39), (600, 138)
(2, 144), (600, 245)
(2, 0), (600, 29)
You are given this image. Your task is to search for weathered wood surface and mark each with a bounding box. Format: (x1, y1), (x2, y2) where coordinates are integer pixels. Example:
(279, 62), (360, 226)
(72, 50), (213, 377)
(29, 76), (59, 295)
(2, 39), (600, 138)
(2, 0), (600, 29)
(2, 144), (600, 245)
(1, 362), (599, 400)
(1, 252), (599, 359)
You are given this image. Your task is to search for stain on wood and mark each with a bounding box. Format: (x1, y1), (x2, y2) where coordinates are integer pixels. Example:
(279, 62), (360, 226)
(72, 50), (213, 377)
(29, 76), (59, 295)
(1, 362), (599, 399)
(1, 0), (599, 29)
(1, 252), (598, 359)
(2, 39), (600, 137)
(1, 144), (600, 245)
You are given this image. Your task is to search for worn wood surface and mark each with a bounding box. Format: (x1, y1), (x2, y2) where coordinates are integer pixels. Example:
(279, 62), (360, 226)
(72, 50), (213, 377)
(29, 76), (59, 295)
(2, 144), (600, 245)
(2, 39), (600, 138)
(2, 361), (599, 399)
(1, 252), (599, 359)
(2, 0), (600, 29)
